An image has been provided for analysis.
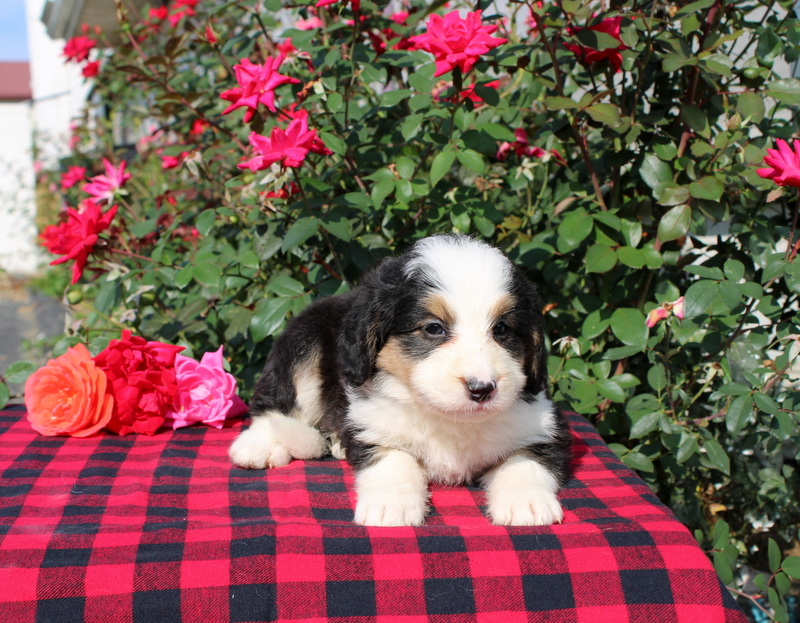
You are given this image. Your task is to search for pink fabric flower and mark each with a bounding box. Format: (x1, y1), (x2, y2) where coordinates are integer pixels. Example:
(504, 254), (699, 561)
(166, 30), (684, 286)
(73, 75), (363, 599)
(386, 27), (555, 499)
(82, 158), (131, 202)
(757, 139), (800, 188)
(164, 346), (248, 430)
(238, 116), (333, 172)
(60, 166), (87, 191)
(63, 35), (95, 63)
(409, 10), (507, 77)
(220, 56), (300, 123)
(646, 297), (685, 327)
(565, 16), (627, 73)
(39, 200), (117, 284)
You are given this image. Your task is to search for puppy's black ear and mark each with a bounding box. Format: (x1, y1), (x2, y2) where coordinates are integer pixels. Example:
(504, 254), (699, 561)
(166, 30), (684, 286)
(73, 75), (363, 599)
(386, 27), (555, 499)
(337, 257), (406, 386)
(511, 267), (549, 397)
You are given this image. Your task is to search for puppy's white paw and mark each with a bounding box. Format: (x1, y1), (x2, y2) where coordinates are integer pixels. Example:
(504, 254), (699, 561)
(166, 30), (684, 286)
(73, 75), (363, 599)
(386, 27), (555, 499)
(488, 488), (564, 526)
(229, 416), (292, 469)
(354, 490), (428, 526)
(353, 448), (429, 527)
(482, 452), (564, 526)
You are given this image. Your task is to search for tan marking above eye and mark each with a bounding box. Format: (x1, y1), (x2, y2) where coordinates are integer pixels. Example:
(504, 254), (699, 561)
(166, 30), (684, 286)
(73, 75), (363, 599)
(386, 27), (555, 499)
(488, 293), (514, 325)
(423, 294), (456, 328)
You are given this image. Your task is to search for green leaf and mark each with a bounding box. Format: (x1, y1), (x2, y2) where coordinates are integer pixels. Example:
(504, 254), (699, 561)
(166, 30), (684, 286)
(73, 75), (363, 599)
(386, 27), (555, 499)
(129, 218), (158, 238)
(623, 452), (654, 472)
(726, 395), (754, 436)
(4, 361), (36, 384)
(195, 210), (216, 237)
(783, 556), (800, 579)
(371, 179), (396, 208)
(319, 131), (345, 155)
(475, 122), (517, 142)
(647, 364), (668, 392)
(268, 275), (305, 297)
(430, 151), (456, 187)
(401, 114), (424, 140)
(714, 551), (734, 585)
(718, 280), (741, 310)
(738, 92), (765, 123)
(573, 28), (624, 51)
(675, 0), (716, 16)
(723, 259), (745, 282)
(677, 432), (698, 463)
(630, 412), (660, 438)
(754, 392), (780, 415)
(596, 379), (625, 402)
(640, 154), (673, 189)
(321, 214), (351, 242)
(769, 539), (782, 575)
(656, 184), (691, 207)
(585, 244), (617, 273)
(658, 205), (692, 242)
(581, 308), (612, 339)
(0, 382), (9, 409)
(381, 88), (413, 107)
(456, 149), (485, 174)
(473, 85), (499, 106)
(703, 439), (730, 475)
(543, 96), (579, 110)
(52, 336), (82, 358)
(663, 53), (697, 72)
(250, 298), (292, 343)
(689, 177), (724, 201)
(193, 263), (221, 288)
(683, 280), (719, 318)
(681, 104), (710, 137)
(616, 246), (646, 269)
(766, 79), (800, 105)
(558, 210), (593, 248)
(281, 216), (319, 252)
(585, 103), (624, 128)
(326, 91), (343, 113)
(174, 265), (194, 289)
(611, 308), (648, 348)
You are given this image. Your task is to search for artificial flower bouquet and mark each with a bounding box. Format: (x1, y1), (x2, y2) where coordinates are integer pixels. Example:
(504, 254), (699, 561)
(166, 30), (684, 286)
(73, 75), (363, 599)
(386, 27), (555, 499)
(24, 330), (247, 437)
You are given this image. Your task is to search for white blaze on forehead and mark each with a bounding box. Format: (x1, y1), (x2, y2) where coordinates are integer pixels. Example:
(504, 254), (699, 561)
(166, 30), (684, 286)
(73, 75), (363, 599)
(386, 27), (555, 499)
(404, 236), (513, 317)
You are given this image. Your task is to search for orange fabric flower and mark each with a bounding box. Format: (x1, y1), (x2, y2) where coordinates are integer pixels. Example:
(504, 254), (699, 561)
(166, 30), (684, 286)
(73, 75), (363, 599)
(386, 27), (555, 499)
(24, 344), (114, 437)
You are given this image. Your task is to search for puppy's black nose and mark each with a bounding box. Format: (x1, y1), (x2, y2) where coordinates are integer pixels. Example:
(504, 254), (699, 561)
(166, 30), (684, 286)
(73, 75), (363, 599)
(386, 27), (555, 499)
(466, 379), (496, 403)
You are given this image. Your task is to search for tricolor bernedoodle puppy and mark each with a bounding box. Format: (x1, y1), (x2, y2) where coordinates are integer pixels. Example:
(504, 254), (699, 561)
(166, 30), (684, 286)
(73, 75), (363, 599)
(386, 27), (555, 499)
(229, 234), (572, 526)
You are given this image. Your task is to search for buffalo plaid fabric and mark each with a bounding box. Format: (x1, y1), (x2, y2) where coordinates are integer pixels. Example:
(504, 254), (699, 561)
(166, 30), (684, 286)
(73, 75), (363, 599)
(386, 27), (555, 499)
(0, 405), (746, 623)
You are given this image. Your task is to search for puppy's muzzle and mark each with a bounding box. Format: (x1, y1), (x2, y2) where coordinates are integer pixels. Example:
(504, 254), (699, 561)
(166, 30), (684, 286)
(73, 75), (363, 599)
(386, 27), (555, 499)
(466, 379), (497, 403)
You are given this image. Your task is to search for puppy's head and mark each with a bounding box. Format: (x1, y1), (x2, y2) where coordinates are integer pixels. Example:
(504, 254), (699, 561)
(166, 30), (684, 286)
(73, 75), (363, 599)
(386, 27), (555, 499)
(339, 235), (548, 421)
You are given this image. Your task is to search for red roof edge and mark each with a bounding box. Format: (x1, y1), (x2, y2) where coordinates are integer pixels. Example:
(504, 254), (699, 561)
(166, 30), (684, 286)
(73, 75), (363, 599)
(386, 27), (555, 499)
(0, 63), (32, 101)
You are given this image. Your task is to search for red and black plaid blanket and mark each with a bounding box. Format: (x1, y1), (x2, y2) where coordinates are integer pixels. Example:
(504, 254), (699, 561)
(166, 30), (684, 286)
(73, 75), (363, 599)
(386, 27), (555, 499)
(0, 406), (746, 622)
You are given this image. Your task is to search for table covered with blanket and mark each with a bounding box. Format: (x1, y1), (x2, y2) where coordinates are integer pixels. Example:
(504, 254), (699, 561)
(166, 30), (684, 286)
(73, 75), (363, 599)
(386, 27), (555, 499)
(0, 405), (746, 622)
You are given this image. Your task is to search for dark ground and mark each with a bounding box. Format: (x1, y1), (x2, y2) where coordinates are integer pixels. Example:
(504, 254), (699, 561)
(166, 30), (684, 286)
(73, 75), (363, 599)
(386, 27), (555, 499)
(0, 274), (66, 398)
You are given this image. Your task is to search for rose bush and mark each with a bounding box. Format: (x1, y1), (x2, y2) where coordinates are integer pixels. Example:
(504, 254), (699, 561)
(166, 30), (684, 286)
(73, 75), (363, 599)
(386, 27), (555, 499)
(3, 0), (800, 618)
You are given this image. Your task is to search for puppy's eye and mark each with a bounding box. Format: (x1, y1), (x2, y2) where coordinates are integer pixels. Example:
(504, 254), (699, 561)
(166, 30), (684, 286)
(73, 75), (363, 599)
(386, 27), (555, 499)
(493, 321), (511, 338)
(423, 322), (446, 336)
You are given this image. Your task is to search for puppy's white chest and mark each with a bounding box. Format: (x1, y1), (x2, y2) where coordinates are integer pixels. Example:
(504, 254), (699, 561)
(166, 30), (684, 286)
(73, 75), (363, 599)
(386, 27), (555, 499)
(347, 389), (556, 485)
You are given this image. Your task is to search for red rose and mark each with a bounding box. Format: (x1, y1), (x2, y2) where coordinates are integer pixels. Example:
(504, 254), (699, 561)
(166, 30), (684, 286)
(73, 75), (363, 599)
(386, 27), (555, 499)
(565, 17), (627, 73)
(40, 199), (117, 284)
(94, 330), (184, 435)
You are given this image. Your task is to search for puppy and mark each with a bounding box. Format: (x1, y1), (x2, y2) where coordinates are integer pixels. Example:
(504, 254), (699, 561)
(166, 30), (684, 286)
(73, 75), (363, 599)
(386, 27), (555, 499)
(229, 234), (572, 526)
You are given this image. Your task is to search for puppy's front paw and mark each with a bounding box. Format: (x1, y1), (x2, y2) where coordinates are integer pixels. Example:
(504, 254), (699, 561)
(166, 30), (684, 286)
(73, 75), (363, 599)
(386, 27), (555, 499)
(482, 452), (564, 526)
(354, 489), (428, 526)
(488, 488), (563, 526)
(354, 448), (429, 526)
(229, 422), (291, 469)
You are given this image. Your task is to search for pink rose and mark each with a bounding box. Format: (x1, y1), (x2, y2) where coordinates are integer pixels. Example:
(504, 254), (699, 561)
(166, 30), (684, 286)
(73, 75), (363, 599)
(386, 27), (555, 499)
(164, 346), (248, 430)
